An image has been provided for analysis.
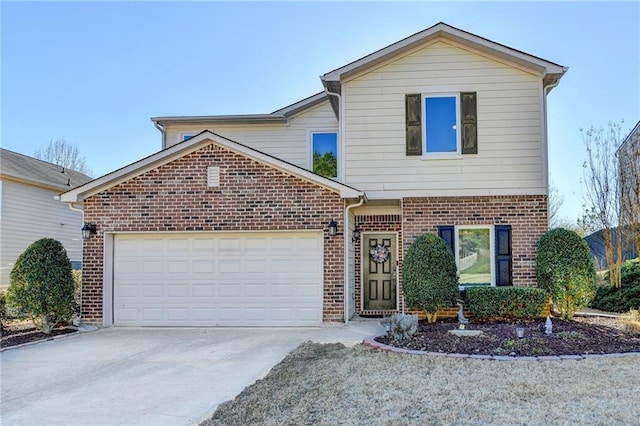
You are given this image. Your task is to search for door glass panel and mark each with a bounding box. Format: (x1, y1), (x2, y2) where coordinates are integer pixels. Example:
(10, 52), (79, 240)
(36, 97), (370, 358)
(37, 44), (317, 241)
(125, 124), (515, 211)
(458, 228), (491, 286)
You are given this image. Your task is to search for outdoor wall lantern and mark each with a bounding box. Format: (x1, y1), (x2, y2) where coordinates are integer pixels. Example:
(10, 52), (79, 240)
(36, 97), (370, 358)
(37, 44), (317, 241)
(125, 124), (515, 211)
(327, 219), (338, 236)
(352, 228), (361, 242)
(81, 223), (97, 240)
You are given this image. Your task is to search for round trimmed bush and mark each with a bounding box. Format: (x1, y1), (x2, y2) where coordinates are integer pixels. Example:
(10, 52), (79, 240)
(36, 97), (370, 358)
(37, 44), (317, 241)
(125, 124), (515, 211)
(536, 228), (597, 319)
(7, 238), (76, 334)
(402, 233), (459, 322)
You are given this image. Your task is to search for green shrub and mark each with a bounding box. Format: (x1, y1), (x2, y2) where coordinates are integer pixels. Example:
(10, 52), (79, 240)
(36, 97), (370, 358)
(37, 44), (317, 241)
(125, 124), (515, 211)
(402, 233), (458, 323)
(0, 291), (7, 331)
(590, 258), (640, 312)
(6, 238), (76, 334)
(536, 228), (597, 319)
(466, 287), (547, 321)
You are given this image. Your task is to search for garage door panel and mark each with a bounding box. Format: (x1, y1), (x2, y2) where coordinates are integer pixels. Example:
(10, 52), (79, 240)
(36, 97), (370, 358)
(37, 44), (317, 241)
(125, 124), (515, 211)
(113, 232), (323, 326)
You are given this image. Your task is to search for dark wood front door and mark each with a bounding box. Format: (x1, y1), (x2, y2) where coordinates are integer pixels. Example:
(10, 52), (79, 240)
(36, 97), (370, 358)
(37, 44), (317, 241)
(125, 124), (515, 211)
(363, 234), (396, 310)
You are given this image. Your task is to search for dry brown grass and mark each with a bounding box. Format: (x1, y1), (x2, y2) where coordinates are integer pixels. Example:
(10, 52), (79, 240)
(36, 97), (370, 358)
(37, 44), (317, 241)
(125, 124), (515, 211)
(621, 310), (640, 333)
(203, 343), (640, 425)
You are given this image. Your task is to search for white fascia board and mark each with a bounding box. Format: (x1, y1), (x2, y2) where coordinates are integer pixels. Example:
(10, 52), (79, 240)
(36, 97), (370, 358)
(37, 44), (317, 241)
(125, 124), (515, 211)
(322, 22), (566, 82)
(60, 131), (363, 203)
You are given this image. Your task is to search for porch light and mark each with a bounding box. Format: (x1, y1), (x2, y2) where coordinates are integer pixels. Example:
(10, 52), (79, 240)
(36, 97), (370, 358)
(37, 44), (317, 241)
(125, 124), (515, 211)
(327, 219), (338, 236)
(81, 223), (97, 240)
(352, 228), (361, 242)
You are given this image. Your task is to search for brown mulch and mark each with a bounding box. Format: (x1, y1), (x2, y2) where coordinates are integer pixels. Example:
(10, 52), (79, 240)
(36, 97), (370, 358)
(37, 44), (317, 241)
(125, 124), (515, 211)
(374, 316), (640, 356)
(1, 320), (78, 349)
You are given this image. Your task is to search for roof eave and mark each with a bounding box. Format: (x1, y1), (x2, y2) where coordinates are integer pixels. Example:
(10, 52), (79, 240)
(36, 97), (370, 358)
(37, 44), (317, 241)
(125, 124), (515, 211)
(60, 130), (364, 203)
(151, 114), (286, 126)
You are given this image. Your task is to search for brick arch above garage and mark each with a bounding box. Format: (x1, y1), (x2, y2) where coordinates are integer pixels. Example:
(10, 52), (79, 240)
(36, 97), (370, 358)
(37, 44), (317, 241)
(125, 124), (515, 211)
(81, 142), (346, 325)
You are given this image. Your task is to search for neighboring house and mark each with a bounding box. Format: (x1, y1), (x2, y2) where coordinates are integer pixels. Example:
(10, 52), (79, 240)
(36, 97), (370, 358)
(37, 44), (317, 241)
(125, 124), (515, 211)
(618, 120), (640, 250)
(0, 148), (92, 289)
(61, 22), (567, 327)
(584, 228), (638, 270)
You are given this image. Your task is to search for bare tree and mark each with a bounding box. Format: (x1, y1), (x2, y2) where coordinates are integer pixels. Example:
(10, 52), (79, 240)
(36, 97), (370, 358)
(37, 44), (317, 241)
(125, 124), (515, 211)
(548, 182), (565, 229)
(619, 125), (640, 255)
(580, 121), (626, 288)
(34, 138), (92, 176)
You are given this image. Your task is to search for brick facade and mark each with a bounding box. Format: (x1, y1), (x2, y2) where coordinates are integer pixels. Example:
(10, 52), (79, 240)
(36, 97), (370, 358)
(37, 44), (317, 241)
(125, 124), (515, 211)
(349, 196), (547, 318)
(401, 195), (548, 287)
(81, 143), (345, 325)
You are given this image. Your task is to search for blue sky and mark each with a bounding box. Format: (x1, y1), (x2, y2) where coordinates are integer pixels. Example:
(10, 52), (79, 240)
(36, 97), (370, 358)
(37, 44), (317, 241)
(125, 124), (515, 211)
(2, 1), (639, 223)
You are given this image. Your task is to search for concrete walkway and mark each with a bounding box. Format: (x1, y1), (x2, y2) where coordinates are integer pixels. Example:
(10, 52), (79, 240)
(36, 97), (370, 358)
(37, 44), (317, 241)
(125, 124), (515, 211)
(0, 319), (384, 426)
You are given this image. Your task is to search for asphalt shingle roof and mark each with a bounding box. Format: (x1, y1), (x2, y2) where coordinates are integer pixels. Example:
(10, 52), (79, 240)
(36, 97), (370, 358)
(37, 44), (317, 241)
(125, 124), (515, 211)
(0, 148), (92, 191)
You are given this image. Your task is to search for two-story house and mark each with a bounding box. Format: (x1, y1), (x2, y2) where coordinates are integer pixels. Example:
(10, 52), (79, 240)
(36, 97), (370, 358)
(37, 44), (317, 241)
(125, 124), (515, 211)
(61, 23), (566, 327)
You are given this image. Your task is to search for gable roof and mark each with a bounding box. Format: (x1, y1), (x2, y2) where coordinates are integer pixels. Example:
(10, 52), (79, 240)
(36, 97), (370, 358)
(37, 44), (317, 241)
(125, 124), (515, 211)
(0, 148), (92, 192)
(151, 92), (329, 126)
(321, 22), (567, 95)
(60, 130), (363, 203)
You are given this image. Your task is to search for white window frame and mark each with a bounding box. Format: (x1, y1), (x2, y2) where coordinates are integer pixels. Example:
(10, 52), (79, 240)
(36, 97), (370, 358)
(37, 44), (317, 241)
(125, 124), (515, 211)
(454, 225), (495, 289)
(307, 129), (340, 180)
(177, 131), (197, 142)
(421, 93), (462, 160)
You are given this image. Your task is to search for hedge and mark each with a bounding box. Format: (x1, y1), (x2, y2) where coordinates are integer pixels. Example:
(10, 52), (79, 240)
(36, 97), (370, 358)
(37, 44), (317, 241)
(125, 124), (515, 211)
(466, 287), (547, 320)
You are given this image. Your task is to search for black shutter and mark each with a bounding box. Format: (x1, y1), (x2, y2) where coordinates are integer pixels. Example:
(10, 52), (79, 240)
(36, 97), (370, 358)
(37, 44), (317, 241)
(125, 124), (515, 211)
(438, 225), (455, 256)
(495, 225), (512, 286)
(406, 94), (422, 156)
(461, 92), (477, 154)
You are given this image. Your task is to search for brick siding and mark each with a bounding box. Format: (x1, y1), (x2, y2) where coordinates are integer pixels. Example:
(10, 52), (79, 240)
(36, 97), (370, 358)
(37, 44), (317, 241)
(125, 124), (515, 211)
(402, 195), (548, 287)
(81, 143), (345, 325)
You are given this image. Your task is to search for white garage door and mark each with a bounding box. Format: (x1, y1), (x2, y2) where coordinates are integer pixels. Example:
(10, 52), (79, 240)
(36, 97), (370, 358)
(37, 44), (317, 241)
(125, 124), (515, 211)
(113, 232), (323, 326)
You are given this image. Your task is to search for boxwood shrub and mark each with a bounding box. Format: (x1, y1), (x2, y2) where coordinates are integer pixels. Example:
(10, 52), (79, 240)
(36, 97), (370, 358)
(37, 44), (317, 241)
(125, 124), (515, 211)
(402, 233), (458, 323)
(7, 238), (76, 334)
(536, 228), (597, 319)
(466, 287), (547, 321)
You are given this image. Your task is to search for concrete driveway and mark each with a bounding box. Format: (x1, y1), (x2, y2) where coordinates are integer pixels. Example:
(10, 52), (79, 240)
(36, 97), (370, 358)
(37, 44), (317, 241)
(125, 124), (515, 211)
(1, 320), (382, 425)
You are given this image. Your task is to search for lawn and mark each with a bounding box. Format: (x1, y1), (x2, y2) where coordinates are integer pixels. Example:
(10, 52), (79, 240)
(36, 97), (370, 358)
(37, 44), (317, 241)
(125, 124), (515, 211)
(203, 342), (640, 425)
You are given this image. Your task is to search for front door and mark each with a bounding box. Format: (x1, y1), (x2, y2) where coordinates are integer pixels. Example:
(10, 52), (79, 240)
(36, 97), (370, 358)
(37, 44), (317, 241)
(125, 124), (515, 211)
(363, 233), (397, 310)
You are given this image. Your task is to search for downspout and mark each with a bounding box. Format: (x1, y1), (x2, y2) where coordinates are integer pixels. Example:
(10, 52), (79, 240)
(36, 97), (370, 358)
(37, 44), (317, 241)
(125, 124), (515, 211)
(323, 83), (357, 324)
(542, 79), (561, 229)
(67, 202), (84, 325)
(154, 120), (167, 149)
(344, 196), (365, 323)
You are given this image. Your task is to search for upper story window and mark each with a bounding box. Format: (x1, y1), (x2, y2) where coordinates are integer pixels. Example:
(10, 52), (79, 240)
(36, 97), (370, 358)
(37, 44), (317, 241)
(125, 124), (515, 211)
(309, 131), (338, 178)
(178, 132), (196, 142)
(406, 92), (477, 158)
(424, 94), (459, 154)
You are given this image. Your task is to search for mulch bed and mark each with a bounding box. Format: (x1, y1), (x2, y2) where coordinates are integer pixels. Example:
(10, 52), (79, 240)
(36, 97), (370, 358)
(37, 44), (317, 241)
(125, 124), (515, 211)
(1, 320), (78, 349)
(375, 316), (640, 356)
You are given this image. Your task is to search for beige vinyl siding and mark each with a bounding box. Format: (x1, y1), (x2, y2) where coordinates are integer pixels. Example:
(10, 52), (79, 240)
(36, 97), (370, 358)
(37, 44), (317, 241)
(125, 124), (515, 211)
(0, 179), (84, 289)
(343, 39), (544, 197)
(164, 101), (338, 170)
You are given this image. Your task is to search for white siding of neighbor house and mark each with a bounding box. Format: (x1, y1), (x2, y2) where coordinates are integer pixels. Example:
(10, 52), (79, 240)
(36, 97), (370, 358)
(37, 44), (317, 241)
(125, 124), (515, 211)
(164, 101), (338, 170)
(342, 39), (545, 197)
(0, 179), (84, 289)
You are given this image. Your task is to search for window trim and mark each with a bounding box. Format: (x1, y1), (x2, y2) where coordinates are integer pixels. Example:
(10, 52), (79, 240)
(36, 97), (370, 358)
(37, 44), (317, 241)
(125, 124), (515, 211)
(421, 93), (462, 159)
(307, 129), (339, 179)
(454, 224), (495, 289)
